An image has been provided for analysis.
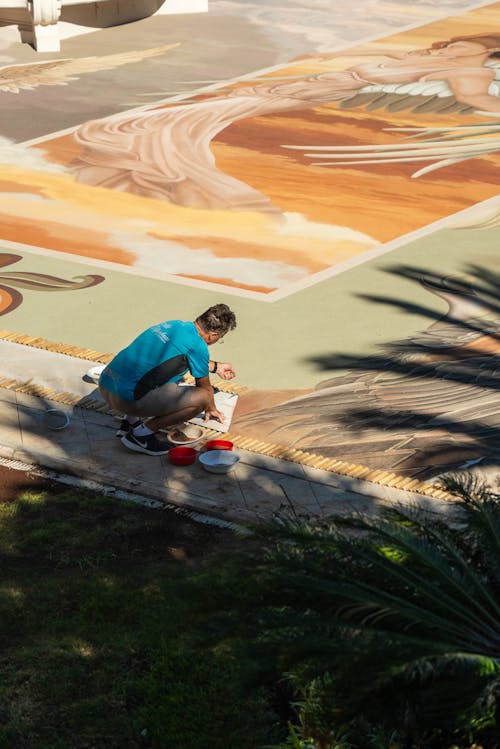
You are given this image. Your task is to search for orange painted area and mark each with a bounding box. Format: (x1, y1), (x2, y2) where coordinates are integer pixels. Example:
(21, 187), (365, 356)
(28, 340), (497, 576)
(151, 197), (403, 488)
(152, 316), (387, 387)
(0, 180), (46, 196)
(160, 234), (326, 272)
(0, 212), (135, 265)
(36, 133), (81, 167)
(213, 111), (500, 241)
(0, 288), (15, 314)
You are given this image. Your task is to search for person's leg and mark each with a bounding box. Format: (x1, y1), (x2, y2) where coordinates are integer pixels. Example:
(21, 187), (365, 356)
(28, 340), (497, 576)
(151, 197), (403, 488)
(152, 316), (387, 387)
(100, 383), (211, 456)
(106, 383), (212, 455)
(123, 383), (210, 432)
(121, 386), (210, 455)
(145, 387), (210, 432)
(99, 386), (145, 436)
(116, 414), (144, 438)
(99, 386), (171, 456)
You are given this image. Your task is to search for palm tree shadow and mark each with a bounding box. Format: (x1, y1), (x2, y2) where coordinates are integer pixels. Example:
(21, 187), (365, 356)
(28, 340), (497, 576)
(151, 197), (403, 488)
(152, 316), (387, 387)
(237, 265), (500, 479)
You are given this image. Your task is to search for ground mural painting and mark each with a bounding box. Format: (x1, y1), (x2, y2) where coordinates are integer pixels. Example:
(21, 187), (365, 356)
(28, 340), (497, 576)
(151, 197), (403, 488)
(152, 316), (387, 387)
(1, 1), (500, 478)
(0, 2), (498, 296)
(0, 253), (104, 315)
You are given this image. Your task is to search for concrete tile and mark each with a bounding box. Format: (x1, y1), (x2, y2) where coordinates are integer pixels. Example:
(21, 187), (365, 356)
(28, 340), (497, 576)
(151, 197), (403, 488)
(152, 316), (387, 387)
(238, 450), (307, 479)
(0, 398), (21, 423)
(165, 461), (248, 509)
(0, 389), (18, 405)
(272, 473), (322, 516)
(311, 482), (383, 518)
(80, 408), (116, 431)
(0, 445), (15, 460)
(11, 424), (98, 471)
(165, 488), (255, 523)
(85, 431), (123, 458)
(97, 442), (167, 485)
(17, 404), (92, 466)
(0, 418), (23, 453)
(15, 391), (57, 411)
(301, 464), (361, 490)
(310, 481), (456, 520)
(233, 463), (312, 517)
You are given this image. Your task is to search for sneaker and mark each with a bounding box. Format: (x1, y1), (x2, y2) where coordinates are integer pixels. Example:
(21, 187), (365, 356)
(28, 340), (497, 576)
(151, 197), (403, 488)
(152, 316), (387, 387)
(121, 431), (171, 456)
(116, 418), (142, 438)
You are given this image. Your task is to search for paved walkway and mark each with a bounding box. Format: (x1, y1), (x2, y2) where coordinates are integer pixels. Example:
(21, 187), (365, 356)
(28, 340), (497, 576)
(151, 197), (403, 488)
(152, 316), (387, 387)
(0, 338), (461, 524)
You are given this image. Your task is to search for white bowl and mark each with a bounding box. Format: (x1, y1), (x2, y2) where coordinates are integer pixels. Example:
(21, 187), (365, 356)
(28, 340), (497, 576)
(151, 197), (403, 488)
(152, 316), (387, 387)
(86, 364), (105, 383)
(45, 409), (70, 430)
(199, 450), (240, 474)
(167, 423), (204, 445)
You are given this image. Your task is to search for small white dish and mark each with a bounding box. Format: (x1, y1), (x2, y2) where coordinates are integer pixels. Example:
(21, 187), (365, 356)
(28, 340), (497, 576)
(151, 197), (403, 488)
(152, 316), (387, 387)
(167, 424), (204, 445)
(199, 450), (240, 474)
(45, 409), (70, 430)
(86, 364), (105, 383)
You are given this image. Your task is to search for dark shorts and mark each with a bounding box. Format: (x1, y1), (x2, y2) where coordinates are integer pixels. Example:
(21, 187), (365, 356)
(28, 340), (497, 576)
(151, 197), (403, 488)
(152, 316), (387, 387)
(99, 382), (199, 417)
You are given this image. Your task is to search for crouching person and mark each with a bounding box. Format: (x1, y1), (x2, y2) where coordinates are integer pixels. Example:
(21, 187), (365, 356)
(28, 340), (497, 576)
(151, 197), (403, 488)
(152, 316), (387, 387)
(99, 303), (237, 456)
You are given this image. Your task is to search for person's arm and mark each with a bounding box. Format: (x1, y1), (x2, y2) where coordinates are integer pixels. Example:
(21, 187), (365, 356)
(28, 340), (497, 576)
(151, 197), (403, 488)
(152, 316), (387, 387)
(428, 67), (500, 111)
(195, 374), (225, 423)
(208, 360), (236, 380)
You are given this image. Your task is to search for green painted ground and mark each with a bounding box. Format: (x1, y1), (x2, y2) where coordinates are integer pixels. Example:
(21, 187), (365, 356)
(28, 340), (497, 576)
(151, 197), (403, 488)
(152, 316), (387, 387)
(3, 221), (499, 390)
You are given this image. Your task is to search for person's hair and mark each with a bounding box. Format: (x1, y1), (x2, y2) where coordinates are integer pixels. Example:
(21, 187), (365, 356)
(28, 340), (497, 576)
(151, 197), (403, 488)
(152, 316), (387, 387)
(196, 304), (237, 336)
(431, 34), (500, 58)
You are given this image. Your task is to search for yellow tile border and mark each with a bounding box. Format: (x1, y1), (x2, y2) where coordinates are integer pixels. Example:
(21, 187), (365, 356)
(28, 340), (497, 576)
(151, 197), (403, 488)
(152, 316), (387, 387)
(0, 328), (455, 501)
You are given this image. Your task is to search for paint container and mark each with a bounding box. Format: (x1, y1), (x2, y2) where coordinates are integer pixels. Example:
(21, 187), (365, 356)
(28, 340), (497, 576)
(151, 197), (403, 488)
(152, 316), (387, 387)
(205, 439), (233, 451)
(168, 447), (197, 466)
(199, 450), (240, 474)
(167, 424), (204, 445)
(45, 409), (70, 430)
(86, 364), (105, 383)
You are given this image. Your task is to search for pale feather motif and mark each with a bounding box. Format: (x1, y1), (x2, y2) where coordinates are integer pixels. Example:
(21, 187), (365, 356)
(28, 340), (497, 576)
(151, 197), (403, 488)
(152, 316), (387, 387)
(281, 62), (500, 177)
(0, 43), (180, 93)
(337, 60), (500, 114)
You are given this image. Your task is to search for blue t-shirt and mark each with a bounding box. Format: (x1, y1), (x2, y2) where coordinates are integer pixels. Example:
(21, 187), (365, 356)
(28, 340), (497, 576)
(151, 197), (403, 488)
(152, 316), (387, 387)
(99, 320), (209, 400)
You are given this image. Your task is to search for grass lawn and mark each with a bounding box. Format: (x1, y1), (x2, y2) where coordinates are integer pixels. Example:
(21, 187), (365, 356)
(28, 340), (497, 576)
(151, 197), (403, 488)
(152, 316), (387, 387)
(0, 476), (284, 749)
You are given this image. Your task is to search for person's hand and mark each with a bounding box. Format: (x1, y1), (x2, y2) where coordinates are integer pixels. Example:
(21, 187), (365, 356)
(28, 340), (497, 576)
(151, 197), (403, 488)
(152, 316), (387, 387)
(204, 406), (225, 424)
(216, 362), (236, 380)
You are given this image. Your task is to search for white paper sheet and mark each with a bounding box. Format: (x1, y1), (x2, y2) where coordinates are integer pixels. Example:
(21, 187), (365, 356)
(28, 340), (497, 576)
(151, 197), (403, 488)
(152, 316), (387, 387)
(188, 390), (239, 433)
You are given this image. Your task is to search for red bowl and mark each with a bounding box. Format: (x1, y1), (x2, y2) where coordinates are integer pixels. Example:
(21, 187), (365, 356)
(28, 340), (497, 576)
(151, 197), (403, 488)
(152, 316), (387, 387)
(168, 446), (197, 465)
(205, 439), (233, 451)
